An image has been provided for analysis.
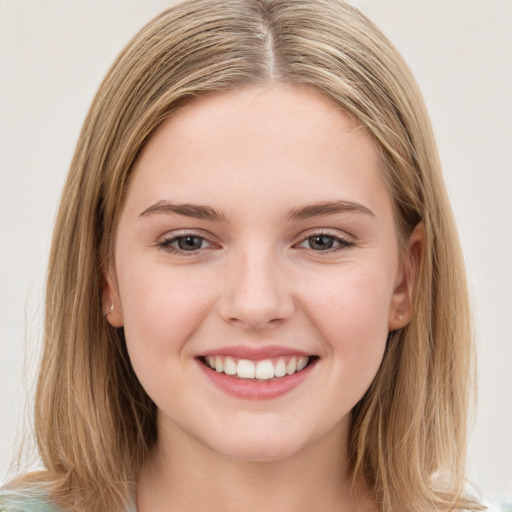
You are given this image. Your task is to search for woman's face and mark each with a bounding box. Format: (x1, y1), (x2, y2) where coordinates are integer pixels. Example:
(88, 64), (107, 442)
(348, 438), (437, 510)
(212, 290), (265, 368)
(107, 85), (412, 462)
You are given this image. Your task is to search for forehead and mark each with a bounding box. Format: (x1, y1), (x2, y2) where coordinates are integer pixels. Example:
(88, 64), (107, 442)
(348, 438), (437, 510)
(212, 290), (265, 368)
(126, 84), (391, 222)
(150, 85), (366, 160)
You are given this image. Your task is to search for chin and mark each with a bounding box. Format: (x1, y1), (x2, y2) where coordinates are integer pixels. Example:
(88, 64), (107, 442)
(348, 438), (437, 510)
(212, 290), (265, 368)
(196, 416), (319, 463)
(212, 436), (305, 463)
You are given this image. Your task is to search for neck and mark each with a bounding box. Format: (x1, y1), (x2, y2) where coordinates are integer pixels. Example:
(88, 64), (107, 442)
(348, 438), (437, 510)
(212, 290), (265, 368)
(136, 416), (377, 512)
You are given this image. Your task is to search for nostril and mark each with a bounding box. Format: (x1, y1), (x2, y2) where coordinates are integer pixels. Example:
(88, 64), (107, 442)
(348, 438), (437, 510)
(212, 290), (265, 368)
(226, 315), (287, 330)
(216, 272), (295, 329)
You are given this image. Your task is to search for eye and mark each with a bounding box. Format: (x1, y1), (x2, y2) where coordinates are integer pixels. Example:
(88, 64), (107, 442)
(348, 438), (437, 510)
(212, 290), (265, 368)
(158, 234), (211, 254)
(297, 232), (353, 252)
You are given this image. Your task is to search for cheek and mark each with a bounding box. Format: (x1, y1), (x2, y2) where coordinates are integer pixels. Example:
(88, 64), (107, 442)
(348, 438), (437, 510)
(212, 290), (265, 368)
(302, 264), (393, 376)
(117, 264), (213, 377)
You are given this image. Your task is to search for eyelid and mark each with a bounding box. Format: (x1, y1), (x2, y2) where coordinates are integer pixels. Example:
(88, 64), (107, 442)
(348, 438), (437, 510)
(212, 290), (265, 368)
(156, 229), (217, 255)
(157, 227), (217, 242)
(155, 228), (355, 256)
(296, 227), (354, 240)
(294, 228), (355, 252)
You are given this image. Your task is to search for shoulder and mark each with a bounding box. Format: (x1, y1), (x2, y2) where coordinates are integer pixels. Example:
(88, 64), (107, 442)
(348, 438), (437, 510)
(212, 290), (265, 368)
(0, 489), (60, 512)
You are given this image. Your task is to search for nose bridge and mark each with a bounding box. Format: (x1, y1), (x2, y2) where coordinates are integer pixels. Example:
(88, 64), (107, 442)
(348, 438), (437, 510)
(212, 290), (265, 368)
(219, 242), (294, 329)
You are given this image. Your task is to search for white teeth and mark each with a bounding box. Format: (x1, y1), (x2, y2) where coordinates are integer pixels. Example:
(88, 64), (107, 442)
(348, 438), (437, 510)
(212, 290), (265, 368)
(204, 355), (311, 380)
(286, 358), (297, 375)
(237, 359), (256, 379)
(297, 357), (309, 371)
(255, 360), (275, 380)
(223, 356), (237, 376)
(274, 358), (287, 378)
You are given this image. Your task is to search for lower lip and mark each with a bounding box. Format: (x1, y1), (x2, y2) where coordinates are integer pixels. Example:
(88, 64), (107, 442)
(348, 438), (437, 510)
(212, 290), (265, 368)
(197, 358), (317, 400)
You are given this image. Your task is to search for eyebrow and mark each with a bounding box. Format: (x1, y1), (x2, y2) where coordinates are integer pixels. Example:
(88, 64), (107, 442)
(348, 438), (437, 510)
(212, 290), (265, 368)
(139, 200), (228, 222)
(139, 199), (374, 222)
(287, 200), (375, 220)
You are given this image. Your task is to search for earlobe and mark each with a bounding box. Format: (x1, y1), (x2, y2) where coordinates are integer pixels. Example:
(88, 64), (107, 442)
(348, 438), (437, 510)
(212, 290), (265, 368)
(102, 270), (124, 328)
(388, 222), (424, 331)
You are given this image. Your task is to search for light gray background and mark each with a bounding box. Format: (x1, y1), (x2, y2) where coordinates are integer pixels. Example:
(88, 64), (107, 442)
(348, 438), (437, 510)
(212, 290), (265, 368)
(1, 0), (511, 502)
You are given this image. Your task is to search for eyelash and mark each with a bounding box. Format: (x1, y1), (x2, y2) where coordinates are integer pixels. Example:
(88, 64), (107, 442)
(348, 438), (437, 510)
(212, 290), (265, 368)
(157, 233), (211, 255)
(157, 230), (354, 255)
(296, 231), (354, 253)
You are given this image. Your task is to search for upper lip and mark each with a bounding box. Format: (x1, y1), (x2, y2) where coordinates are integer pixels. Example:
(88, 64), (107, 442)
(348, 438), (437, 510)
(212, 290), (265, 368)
(199, 344), (313, 360)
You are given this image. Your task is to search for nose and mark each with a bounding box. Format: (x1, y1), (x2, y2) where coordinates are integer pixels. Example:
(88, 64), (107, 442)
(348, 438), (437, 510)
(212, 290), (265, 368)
(217, 248), (295, 330)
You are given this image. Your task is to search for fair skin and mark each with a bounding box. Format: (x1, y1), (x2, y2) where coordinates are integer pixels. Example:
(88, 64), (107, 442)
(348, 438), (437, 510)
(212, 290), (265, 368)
(105, 85), (421, 512)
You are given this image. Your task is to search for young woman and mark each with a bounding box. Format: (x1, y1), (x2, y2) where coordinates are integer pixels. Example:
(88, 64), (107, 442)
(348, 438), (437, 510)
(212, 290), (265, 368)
(0, 0), (499, 511)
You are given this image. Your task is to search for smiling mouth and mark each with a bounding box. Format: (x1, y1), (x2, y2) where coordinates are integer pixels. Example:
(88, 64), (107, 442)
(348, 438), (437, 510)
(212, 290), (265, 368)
(199, 355), (317, 381)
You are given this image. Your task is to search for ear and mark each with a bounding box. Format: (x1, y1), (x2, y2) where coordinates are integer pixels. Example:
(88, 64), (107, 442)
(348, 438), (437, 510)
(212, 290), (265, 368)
(388, 222), (424, 331)
(102, 268), (124, 328)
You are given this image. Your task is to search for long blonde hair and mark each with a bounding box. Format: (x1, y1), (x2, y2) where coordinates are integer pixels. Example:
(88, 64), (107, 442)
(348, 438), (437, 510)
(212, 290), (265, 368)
(9, 0), (480, 510)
